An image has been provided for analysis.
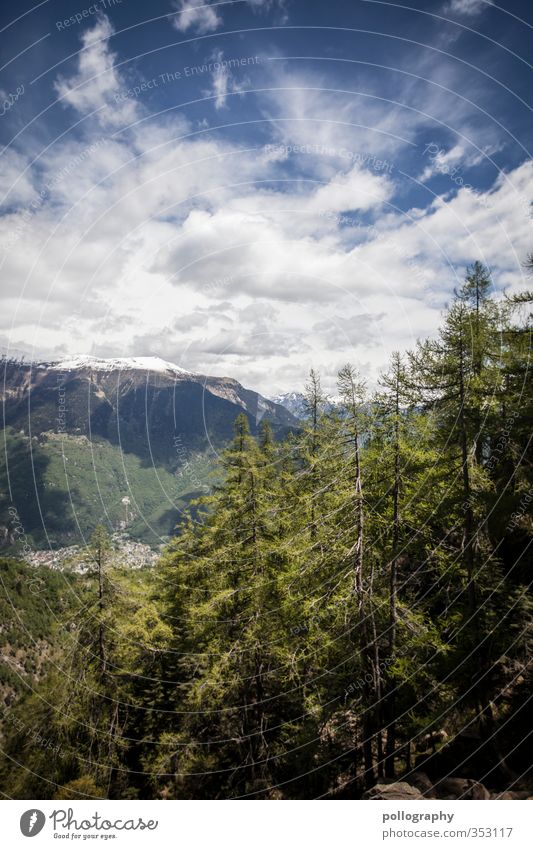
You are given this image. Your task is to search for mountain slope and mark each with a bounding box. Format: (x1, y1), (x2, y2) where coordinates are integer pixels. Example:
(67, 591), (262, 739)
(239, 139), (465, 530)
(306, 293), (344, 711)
(0, 556), (78, 705)
(0, 357), (297, 547)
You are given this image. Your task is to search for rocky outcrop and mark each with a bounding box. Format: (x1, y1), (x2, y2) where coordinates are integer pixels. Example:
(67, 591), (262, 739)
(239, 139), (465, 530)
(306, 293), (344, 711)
(491, 790), (531, 800)
(435, 778), (490, 799)
(407, 771), (437, 798)
(364, 782), (423, 800)
(364, 775), (507, 801)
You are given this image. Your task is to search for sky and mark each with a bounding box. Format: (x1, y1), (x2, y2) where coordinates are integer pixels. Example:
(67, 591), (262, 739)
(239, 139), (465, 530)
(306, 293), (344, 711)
(0, 0), (532, 395)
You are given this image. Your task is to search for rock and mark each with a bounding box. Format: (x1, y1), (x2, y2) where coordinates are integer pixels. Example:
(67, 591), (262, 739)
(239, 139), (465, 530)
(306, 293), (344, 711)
(437, 778), (490, 800)
(408, 771), (437, 798)
(491, 791), (519, 800)
(364, 782), (424, 800)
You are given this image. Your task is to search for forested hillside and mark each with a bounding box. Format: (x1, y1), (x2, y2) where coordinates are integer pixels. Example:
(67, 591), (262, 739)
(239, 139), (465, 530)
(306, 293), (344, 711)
(0, 558), (79, 705)
(1, 263), (531, 800)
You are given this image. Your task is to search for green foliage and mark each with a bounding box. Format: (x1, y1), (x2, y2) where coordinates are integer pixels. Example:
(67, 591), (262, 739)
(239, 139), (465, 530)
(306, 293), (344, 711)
(0, 429), (211, 547)
(0, 557), (77, 698)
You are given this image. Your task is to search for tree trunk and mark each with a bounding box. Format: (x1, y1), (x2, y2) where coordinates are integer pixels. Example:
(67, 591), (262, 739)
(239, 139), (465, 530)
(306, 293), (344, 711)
(458, 332), (477, 613)
(97, 544), (106, 675)
(385, 382), (400, 778)
(353, 429), (377, 787)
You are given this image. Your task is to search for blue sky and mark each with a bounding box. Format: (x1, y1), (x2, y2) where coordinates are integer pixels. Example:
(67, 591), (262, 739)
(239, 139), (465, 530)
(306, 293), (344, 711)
(0, 0), (532, 393)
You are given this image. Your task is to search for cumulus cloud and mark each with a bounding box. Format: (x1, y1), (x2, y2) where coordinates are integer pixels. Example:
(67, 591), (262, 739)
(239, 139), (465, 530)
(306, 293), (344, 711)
(3, 138), (531, 389)
(313, 313), (386, 350)
(0, 149), (37, 207)
(306, 165), (393, 215)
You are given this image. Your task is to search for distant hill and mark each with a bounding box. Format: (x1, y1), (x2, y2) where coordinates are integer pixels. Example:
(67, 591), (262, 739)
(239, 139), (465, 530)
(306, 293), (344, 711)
(0, 356), (298, 548)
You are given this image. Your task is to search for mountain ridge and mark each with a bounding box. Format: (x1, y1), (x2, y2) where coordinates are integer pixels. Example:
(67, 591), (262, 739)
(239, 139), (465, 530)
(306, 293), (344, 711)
(45, 354), (193, 376)
(0, 357), (298, 547)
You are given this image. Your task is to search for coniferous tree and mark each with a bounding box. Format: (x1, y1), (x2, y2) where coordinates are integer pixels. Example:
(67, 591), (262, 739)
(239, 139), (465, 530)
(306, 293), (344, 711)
(152, 414), (310, 798)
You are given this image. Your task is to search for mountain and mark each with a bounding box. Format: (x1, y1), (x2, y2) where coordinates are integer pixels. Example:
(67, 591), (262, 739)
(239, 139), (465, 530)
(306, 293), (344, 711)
(270, 391), (307, 419)
(0, 356), (297, 548)
(271, 391), (340, 419)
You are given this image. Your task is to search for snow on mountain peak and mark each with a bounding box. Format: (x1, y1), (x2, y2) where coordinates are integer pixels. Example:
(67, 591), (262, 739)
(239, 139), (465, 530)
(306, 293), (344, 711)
(270, 390), (306, 418)
(48, 355), (192, 376)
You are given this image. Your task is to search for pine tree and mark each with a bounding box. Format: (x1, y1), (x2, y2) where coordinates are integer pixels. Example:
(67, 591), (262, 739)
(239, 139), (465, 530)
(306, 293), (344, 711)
(376, 352), (409, 776)
(335, 364), (380, 785)
(89, 524), (112, 675)
(153, 414), (309, 798)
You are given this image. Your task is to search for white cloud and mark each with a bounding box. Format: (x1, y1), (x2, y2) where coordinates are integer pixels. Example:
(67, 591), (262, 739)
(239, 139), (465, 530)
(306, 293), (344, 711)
(0, 149), (37, 207)
(171, 0), (287, 34)
(417, 142), (504, 183)
(171, 0), (222, 34)
(443, 0), (491, 17)
(258, 55), (505, 180)
(204, 49), (249, 110)
(306, 166), (393, 215)
(3, 138), (531, 390)
(54, 15), (139, 128)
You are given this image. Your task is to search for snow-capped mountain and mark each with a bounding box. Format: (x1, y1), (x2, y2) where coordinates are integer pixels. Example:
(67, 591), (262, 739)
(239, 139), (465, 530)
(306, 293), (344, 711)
(4, 355), (297, 433)
(271, 390), (342, 418)
(47, 355), (192, 376)
(1, 357), (299, 546)
(270, 391), (307, 419)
